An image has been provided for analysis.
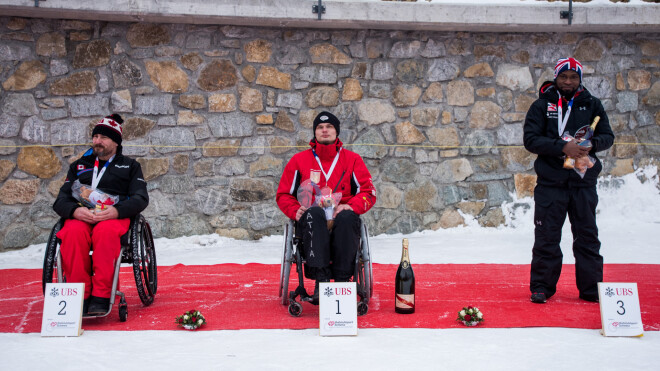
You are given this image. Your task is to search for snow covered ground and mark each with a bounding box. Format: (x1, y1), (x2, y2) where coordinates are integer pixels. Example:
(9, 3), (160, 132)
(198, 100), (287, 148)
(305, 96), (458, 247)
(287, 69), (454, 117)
(1, 166), (659, 370)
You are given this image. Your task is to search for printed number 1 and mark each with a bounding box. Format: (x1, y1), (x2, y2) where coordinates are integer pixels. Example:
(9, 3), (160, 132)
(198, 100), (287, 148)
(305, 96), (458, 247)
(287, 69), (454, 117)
(617, 300), (625, 315)
(58, 300), (67, 315)
(335, 300), (341, 315)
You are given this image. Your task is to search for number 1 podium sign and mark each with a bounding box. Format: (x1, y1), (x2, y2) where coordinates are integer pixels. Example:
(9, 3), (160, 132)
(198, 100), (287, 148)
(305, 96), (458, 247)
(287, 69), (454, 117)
(319, 282), (358, 336)
(598, 282), (644, 337)
(41, 283), (85, 337)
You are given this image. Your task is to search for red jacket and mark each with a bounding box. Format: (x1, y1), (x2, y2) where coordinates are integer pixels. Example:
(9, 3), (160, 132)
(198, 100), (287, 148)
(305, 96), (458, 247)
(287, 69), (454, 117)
(276, 138), (377, 220)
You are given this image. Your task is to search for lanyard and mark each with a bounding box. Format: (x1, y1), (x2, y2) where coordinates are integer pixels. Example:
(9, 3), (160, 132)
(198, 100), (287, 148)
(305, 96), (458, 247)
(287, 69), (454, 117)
(312, 148), (341, 184)
(91, 155), (114, 190)
(557, 92), (574, 137)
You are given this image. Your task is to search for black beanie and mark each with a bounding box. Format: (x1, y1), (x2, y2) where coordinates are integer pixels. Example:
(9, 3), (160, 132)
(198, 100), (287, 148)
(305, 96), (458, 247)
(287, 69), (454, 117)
(92, 114), (123, 145)
(313, 111), (340, 137)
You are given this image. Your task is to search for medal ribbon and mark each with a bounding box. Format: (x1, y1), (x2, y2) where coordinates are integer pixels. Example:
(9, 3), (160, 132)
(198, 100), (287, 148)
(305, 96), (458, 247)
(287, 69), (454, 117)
(557, 92), (574, 137)
(91, 155), (114, 190)
(312, 148), (341, 185)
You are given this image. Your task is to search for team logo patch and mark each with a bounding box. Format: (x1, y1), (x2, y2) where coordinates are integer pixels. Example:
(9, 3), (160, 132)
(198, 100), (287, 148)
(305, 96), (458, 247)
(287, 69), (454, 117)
(547, 103), (557, 112)
(320, 115), (329, 121)
(77, 164), (85, 170)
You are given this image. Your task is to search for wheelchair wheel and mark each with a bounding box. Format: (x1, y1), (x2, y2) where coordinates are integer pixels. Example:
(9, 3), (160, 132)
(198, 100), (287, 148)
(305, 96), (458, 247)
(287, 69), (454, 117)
(119, 299), (128, 322)
(279, 221), (294, 305)
(360, 223), (373, 299)
(288, 301), (302, 317)
(357, 301), (368, 316)
(42, 219), (65, 295)
(132, 215), (157, 306)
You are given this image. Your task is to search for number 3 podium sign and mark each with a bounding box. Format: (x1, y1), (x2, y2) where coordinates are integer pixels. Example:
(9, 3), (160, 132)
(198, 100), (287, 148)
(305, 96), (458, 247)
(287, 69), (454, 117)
(41, 283), (85, 337)
(598, 282), (644, 337)
(319, 282), (358, 336)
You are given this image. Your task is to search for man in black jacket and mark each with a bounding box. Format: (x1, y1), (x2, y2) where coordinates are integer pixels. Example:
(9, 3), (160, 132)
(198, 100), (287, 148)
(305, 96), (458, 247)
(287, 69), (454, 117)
(523, 58), (614, 304)
(53, 114), (148, 315)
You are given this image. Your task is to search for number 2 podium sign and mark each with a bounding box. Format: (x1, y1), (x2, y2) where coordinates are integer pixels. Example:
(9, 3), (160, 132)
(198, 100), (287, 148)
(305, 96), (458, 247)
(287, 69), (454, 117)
(598, 282), (644, 337)
(319, 282), (358, 336)
(41, 283), (85, 337)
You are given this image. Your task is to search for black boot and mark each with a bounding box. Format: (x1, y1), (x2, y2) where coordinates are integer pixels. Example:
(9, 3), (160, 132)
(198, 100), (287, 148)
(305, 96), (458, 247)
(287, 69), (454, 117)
(312, 279), (330, 305)
(83, 298), (91, 315)
(87, 296), (110, 315)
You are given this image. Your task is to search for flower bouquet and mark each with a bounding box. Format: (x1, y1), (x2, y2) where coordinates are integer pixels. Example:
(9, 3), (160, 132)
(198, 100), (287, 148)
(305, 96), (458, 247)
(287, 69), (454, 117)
(456, 306), (484, 327)
(175, 309), (207, 330)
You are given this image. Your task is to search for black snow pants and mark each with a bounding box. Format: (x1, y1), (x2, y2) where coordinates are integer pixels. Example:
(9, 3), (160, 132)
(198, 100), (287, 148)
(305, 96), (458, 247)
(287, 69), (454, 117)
(530, 184), (603, 299)
(298, 206), (361, 281)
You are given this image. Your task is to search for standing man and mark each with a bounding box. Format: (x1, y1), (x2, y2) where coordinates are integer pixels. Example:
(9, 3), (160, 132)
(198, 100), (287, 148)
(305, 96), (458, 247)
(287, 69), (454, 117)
(53, 114), (149, 315)
(276, 111), (376, 302)
(524, 58), (614, 304)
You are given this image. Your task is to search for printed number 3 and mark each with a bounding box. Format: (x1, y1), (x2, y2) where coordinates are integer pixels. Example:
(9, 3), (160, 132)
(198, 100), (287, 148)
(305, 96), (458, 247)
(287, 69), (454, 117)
(617, 300), (625, 315)
(58, 300), (67, 315)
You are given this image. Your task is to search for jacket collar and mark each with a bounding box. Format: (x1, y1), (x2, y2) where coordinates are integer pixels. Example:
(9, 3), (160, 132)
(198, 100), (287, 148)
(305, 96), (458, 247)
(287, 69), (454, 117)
(309, 138), (343, 161)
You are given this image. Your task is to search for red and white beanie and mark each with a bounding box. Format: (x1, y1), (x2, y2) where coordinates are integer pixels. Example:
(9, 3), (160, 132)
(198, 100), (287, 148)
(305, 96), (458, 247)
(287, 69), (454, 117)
(92, 114), (123, 145)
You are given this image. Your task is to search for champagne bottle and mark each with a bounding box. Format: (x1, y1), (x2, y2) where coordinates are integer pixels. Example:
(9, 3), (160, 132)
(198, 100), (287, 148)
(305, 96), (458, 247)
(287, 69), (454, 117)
(395, 238), (415, 314)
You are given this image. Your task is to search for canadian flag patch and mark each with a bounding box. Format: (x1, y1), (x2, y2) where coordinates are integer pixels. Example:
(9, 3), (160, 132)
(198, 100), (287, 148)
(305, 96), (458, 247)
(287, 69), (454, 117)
(77, 164), (85, 170)
(547, 103), (557, 112)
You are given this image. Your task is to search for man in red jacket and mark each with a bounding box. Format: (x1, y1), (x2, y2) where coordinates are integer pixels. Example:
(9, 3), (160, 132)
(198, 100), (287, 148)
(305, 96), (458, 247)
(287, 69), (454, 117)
(276, 111), (376, 302)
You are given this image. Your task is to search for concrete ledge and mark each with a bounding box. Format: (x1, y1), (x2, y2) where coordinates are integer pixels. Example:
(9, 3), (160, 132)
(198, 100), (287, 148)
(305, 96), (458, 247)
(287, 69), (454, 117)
(1, 0), (659, 32)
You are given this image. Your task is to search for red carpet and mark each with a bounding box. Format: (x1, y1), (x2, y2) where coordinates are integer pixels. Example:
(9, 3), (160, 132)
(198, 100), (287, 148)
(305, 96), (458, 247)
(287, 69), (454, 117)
(1, 264), (659, 333)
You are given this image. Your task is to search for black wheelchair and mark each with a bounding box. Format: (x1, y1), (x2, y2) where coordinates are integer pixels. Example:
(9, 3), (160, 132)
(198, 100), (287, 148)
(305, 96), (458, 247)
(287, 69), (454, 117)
(278, 219), (373, 317)
(42, 214), (157, 322)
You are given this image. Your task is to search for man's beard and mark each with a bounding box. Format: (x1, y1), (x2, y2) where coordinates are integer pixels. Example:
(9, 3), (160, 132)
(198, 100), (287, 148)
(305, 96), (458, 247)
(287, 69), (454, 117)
(317, 138), (334, 145)
(558, 86), (578, 99)
(93, 145), (108, 157)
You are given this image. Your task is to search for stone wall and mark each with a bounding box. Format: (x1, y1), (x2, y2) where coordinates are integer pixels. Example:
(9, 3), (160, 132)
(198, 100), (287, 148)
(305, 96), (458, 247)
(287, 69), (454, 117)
(0, 16), (659, 249)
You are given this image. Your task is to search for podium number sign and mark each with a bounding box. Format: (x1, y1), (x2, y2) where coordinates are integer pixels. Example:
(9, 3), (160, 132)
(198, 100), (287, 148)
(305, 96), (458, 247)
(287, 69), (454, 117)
(41, 283), (85, 337)
(319, 282), (358, 336)
(598, 282), (644, 337)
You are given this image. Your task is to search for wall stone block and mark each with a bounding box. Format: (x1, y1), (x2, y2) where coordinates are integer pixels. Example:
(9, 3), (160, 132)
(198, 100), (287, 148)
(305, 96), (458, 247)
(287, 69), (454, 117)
(256, 66), (291, 90)
(49, 71), (96, 95)
(208, 94), (236, 112)
(357, 100), (395, 125)
(0, 179), (40, 204)
(198, 60), (238, 91)
(395, 121), (426, 144)
(297, 66), (337, 84)
(73, 40), (111, 69)
(0, 159), (15, 181)
(392, 84), (422, 107)
(17, 146), (61, 178)
(145, 60), (189, 93)
(3, 60), (46, 91)
(427, 58), (460, 81)
(127, 23), (170, 47)
(305, 86), (339, 108)
(470, 101), (502, 129)
(244, 39), (272, 63)
(495, 64), (533, 91)
(310, 43), (352, 64)
(137, 157), (169, 181)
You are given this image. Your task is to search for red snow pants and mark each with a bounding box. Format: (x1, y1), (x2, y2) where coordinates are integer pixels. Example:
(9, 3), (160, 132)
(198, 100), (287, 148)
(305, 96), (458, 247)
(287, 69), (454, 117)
(56, 218), (130, 299)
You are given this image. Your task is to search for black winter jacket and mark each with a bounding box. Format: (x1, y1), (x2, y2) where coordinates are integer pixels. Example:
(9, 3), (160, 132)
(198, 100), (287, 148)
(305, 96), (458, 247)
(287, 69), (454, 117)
(53, 148), (149, 220)
(523, 81), (615, 187)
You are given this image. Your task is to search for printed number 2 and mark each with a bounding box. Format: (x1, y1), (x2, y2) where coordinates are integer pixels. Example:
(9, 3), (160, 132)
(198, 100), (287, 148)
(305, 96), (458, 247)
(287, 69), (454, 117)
(617, 300), (625, 315)
(335, 300), (341, 315)
(58, 300), (67, 315)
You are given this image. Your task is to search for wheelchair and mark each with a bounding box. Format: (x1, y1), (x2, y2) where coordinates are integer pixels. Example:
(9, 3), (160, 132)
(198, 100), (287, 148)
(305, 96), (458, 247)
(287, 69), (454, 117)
(42, 214), (157, 322)
(278, 219), (373, 317)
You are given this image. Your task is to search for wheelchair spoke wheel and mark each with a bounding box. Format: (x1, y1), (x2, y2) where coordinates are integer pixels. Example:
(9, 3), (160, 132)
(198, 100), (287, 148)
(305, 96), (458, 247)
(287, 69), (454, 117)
(132, 215), (157, 306)
(42, 219), (64, 295)
(279, 221), (294, 305)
